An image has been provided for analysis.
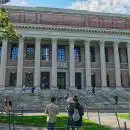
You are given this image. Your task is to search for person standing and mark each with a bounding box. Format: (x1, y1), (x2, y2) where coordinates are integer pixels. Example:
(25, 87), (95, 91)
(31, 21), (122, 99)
(73, 96), (84, 130)
(114, 94), (118, 105)
(66, 97), (75, 130)
(45, 97), (59, 130)
(22, 84), (26, 93)
(66, 97), (84, 130)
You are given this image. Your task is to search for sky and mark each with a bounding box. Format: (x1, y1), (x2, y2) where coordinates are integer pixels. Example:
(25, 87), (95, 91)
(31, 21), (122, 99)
(5, 0), (130, 14)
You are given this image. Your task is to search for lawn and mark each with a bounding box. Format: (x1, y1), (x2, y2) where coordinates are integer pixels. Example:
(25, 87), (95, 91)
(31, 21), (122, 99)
(118, 113), (130, 120)
(0, 115), (110, 130)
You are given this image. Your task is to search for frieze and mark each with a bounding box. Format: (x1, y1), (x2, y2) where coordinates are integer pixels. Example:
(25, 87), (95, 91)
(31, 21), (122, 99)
(5, 6), (130, 30)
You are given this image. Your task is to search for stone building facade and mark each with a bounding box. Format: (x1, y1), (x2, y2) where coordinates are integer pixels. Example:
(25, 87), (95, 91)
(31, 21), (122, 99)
(0, 5), (130, 90)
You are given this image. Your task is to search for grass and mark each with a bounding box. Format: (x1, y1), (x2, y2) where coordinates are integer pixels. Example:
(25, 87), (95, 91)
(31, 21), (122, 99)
(0, 115), (110, 130)
(118, 113), (130, 120)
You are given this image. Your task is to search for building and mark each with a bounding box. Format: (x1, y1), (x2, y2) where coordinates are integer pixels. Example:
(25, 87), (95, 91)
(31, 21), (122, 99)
(0, 5), (130, 90)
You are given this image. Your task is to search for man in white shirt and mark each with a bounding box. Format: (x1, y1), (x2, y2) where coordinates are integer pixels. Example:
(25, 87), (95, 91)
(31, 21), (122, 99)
(45, 97), (59, 130)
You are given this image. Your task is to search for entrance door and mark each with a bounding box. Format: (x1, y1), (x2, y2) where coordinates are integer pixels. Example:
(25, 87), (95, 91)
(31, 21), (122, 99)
(57, 72), (66, 89)
(91, 74), (96, 87)
(9, 72), (16, 86)
(75, 73), (81, 89)
(25, 72), (34, 87)
(41, 72), (50, 89)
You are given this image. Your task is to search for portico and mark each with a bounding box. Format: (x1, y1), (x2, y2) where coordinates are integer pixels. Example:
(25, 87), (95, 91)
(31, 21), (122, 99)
(0, 5), (129, 89)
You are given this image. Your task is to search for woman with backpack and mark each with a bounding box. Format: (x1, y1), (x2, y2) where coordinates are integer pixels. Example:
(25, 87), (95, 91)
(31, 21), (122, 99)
(66, 96), (84, 130)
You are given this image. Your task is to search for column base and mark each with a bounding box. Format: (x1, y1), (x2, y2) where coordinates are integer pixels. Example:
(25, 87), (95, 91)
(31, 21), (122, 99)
(116, 86), (124, 91)
(51, 86), (58, 90)
(69, 86), (77, 90)
(101, 87), (110, 91)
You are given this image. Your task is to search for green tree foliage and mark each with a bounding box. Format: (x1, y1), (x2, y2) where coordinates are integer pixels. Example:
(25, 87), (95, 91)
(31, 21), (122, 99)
(0, 0), (19, 40)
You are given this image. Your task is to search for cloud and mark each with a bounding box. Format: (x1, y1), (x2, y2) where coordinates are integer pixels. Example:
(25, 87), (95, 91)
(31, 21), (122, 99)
(6, 0), (28, 6)
(68, 0), (130, 14)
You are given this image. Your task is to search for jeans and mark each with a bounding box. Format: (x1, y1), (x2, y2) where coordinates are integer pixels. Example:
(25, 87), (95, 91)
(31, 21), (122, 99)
(48, 122), (55, 130)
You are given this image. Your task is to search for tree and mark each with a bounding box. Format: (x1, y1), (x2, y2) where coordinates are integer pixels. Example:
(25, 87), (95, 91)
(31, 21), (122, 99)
(0, 0), (10, 4)
(0, 0), (19, 40)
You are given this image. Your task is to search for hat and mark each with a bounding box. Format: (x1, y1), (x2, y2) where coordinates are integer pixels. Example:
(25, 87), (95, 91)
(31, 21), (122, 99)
(67, 97), (74, 103)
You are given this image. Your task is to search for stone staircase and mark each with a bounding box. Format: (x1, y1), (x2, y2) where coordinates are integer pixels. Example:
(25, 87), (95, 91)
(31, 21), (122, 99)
(0, 87), (130, 112)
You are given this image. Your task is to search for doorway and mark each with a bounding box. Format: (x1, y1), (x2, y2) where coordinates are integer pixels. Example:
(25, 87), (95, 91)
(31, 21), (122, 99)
(75, 72), (81, 89)
(41, 72), (50, 89)
(57, 72), (66, 89)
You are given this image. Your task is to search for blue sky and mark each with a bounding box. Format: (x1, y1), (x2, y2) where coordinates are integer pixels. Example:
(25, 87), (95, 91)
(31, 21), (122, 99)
(27, 0), (76, 8)
(6, 0), (130, 14)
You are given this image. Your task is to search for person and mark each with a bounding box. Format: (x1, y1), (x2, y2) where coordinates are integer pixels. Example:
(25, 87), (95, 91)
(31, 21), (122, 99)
(114, 94), (118, 105)
(65, 93), (69, 100)
(73, 96), (84, 130)
(8, 100), (12, 113)
(4, 96), (8, 106)
(22, 84), (26, 93)
(31, 86), (35, 94)
(66, 97), (84, 130)
(66, 97), (75, 130)
(45, 97), (59, 130)
(92, 86), (95, 95)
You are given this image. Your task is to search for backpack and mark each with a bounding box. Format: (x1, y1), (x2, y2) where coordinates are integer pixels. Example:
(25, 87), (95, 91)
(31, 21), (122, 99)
(72, 108), (80, 121)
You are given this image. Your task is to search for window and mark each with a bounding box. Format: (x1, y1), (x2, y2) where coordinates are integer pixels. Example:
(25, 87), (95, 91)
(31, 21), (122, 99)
(74, 47), (81, 62)
(105, 47), (109, 62)
(26, 44), (35, 60)
(58, 46), (65, 61)
(41, 46), (51, 61)
(9, 72), (16, 86)
(90, 47), (95, 62)
(10, 43), (18, 60)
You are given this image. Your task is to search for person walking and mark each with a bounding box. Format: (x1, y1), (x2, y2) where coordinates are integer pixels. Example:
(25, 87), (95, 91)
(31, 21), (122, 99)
(114, 94), (118, 105)
(66, 97), (84, 130)
(45, 97), (59, 130)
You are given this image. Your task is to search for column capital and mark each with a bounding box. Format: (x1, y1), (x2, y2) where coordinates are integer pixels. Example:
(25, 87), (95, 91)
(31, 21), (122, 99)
(84, 40), (90, 45)
(127, 43), (130, 47)
(35, 37), (41, 42)
(19, 37), (24, 43)
(52, 38), (57, 44)
(100, 40), (106, 44)
(113, 41), (119, 46)
(69, 39), (75, 44)
(2, 39), (8, 43)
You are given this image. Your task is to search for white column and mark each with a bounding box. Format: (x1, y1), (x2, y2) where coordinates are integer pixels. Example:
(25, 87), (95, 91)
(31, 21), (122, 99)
(127, 43), (130, 81)
(34, 38), (41, 87)
(16, 38), (24, 87)
(69, 39), (75, 89)
(85, 41), (91, 88)
(113, 42), (121, 87)
(51, 38), (57, 89)
(0, 39), (8, 87)
(100, 41), (107, 87)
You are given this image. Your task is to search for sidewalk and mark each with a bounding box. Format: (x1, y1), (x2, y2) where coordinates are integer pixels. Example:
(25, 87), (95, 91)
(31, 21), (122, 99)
(88, 112), (130, 130)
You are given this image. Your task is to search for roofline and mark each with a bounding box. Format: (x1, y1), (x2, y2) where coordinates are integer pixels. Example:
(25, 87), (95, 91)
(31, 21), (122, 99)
(2, 5), (130, 18)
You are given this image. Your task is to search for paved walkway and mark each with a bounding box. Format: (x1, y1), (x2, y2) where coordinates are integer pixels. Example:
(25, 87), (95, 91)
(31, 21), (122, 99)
(88, 112), (130, 130)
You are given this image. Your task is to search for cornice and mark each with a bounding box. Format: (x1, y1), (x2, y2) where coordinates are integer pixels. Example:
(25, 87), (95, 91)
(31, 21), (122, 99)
(14, 23), (130, 35)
